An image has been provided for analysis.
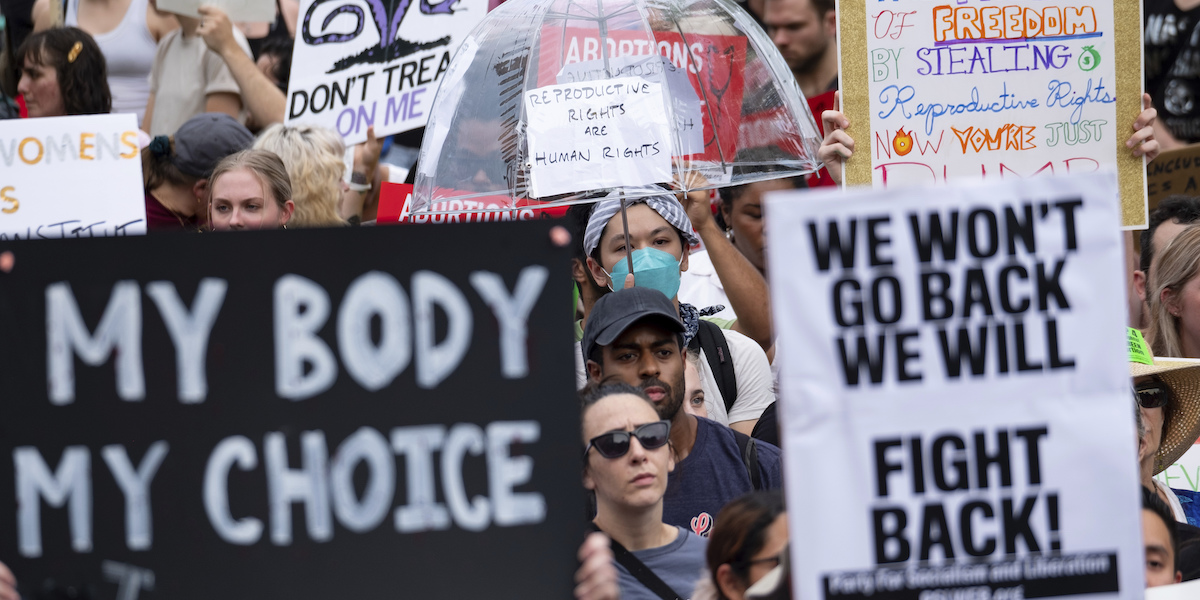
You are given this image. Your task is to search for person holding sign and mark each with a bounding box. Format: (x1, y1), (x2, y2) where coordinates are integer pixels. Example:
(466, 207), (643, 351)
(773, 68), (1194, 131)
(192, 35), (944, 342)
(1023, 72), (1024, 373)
(1130, 329), (1200, 526)
(16, 27), (111, 117)
(583, 196), (775, 434)
(196, 5), (286, 130)
(207, 148), (294, 230)
(581, 382), (709, 599)
(581, 288), (783, 537)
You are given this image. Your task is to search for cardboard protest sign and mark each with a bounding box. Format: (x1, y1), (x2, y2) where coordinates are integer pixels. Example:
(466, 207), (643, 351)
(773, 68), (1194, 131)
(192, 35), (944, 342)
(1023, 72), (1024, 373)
(0, 223), (578, 599)
(0, 114), (145, 240)
(524, 78), (673, 197)
(285, 0), (487, 145)
(766, 171), (1141, 600)
(155, 0), (274, 23)
(1146, 144), (1200, 210)
(379, 182), (568, 223)
(838, 0), (1147, 228)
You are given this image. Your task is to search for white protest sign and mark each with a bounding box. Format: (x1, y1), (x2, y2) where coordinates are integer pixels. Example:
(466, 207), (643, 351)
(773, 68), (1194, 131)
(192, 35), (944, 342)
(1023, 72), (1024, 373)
(766, 171), (1141, 600)
(0, 114), (146, 239)
(286, 0), (487, 145)
(524, 78), (672, 198)
(556, 55), (704, 156)
(155, 0), (274, 23)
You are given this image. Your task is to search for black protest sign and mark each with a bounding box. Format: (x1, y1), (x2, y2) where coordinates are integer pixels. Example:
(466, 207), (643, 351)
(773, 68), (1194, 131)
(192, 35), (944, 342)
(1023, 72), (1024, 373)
(0, 222), (578, 599)
(768, 173), (1141, 600)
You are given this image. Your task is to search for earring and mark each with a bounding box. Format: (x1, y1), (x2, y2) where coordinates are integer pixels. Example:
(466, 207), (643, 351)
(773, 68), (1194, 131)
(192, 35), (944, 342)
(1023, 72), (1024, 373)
(725, 228), (735, 244)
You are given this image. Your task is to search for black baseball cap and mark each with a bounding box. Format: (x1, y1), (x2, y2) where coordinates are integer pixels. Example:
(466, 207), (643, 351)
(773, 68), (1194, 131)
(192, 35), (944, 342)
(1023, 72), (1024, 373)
(582, 287), (685, 361)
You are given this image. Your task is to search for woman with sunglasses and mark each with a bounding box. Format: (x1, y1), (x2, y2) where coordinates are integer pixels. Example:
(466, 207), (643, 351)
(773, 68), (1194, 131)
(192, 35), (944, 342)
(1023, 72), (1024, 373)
(581, 383), (708, 600)
(1129, 328), (1200, 526)
(693, 490), (788, 600)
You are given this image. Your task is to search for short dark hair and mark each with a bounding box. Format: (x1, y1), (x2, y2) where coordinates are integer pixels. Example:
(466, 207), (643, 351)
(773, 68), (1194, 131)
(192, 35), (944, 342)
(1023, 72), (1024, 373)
(1143, 485), (1179, 564)
(707, 490), (786, 594)
(810, 0), (835, 15)
(17, 27), (111, 116)
(259, 37), (294, 91)
(1140, 195), (1200, 276)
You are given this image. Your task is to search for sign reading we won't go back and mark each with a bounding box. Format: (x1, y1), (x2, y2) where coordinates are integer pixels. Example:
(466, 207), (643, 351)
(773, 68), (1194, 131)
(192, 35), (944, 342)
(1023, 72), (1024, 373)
(767, 172), (1142, 600)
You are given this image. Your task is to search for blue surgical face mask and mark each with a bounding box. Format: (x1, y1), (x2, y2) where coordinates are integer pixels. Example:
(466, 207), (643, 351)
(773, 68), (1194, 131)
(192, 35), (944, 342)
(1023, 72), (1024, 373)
(605, 247), (684, 299)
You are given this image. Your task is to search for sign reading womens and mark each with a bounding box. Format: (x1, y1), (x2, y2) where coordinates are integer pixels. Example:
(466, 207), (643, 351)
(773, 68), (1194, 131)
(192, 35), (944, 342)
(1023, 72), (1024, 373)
(0, 223), (577, 599)
(0, 114), (145, 240)
(767, 172), (1142, 600)
(839, 0), (1147, 226)
(285, 0), (487, 144)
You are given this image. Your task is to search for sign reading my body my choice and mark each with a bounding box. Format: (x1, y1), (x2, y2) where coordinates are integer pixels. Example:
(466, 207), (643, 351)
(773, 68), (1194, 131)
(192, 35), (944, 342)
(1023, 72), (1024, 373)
(285, 0), (487, 144)
(767, 172), (1141, 600)
(0, 114), (146, 240)
(0, 223), (577, 599)
(524, 77), (673, 198)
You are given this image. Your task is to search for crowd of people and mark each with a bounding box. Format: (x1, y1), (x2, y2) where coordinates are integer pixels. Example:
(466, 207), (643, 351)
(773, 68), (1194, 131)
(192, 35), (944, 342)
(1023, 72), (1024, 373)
(2, 0), (1200, 597)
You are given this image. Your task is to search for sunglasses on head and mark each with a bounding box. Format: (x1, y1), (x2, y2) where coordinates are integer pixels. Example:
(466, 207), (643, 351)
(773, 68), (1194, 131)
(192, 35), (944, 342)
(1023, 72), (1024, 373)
(1135, 380), (1171, 409)
(583, 421), (671, 459)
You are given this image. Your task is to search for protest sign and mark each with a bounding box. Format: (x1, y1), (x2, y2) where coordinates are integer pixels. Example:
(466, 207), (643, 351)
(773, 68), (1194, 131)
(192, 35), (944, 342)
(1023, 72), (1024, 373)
(766, 171), (1142, 600)
(838, 0), (1147, 228)
(1146, 144), (1200, 210)
(1146, 579), (1200, 599)
(524, 78), (673, 197)
(535, 27), (748, 165)
(380, 182), (567, 224)
(0, 114), (145, 240)
(155, 0), (274, 23)
(285, 0), (487, 145)
(0, 223), (578, 599)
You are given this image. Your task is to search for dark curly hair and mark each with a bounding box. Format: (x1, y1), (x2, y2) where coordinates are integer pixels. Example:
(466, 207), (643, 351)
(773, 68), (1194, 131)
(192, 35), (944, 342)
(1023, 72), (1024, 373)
(17, 27), (112, 116)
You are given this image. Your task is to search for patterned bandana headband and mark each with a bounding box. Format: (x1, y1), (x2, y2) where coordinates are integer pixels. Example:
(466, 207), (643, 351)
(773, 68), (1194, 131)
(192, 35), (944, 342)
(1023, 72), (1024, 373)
(583, 195), (699, 257)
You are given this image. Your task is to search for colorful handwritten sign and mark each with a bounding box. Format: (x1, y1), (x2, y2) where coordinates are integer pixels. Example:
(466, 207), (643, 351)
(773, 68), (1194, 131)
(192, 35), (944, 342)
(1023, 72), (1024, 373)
(285, 0), (487, 144)
(0, 114), (145, 240)
(156, 0), (274, 23)
(840, 0), (1146, 227)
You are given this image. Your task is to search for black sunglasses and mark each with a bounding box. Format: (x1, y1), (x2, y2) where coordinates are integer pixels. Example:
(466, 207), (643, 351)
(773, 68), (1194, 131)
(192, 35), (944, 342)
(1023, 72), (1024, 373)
(584, 421), (671, 459)
(1135, 380), (1171, 409)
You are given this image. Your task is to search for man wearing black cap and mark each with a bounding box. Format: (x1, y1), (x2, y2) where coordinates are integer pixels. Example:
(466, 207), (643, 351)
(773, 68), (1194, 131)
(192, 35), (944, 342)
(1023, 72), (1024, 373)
(583, 287), (783, 537)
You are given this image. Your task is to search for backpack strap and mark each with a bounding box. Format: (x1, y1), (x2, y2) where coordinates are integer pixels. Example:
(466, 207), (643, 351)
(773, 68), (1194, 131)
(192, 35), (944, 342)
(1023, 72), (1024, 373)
(590, 523), (684, 600)
(693, 320), (738, 414)
(732, 430), (762, 490)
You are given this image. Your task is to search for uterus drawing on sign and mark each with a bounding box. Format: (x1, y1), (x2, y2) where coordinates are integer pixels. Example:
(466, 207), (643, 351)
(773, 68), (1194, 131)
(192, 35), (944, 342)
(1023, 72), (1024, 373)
(303, 0), (457, 73)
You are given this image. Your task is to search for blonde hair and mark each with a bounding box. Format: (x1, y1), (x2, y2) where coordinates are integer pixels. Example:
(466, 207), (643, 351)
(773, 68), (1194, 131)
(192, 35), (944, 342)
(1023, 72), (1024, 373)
(1149, 224), (1200, 357)
(207, 149), (293, 212)
(253, 124), (345, 227)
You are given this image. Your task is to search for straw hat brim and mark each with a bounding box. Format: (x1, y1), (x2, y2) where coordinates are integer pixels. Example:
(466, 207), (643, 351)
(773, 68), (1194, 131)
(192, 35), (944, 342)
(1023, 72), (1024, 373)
(1132, 358), (1200, 474)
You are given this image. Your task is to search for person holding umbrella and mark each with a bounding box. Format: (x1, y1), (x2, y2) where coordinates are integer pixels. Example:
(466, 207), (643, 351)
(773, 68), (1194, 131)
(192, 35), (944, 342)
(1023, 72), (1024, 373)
(582, 194), (776, 436)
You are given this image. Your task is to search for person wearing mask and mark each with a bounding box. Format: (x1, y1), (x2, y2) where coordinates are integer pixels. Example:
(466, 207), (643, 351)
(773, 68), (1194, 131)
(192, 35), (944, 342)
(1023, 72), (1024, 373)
(582, 288), (783, 536)
(1149, 225), (1200, 358)
(207, 148), (294, 230)
(694, 490), (788, 600)
(16, 26), (109, 117)
(143, 112), (254, 231)
(30, 0), (176, 123)
(581, 382), (708, 598)
(583, 195), (775, 434)
(142, 0), (248, 136)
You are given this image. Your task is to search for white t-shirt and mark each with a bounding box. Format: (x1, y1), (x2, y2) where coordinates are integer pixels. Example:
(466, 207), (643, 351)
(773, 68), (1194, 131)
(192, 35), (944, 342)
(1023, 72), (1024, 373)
(574, 322), (775, 427)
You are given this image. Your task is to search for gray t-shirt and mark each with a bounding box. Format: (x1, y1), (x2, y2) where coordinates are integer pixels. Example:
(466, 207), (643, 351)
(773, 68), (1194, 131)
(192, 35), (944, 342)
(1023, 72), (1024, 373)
(614, 526), (708, 600)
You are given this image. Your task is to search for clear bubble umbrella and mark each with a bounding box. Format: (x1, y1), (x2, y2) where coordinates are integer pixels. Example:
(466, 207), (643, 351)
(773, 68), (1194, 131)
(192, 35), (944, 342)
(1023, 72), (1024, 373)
(409, 0), (824, 216)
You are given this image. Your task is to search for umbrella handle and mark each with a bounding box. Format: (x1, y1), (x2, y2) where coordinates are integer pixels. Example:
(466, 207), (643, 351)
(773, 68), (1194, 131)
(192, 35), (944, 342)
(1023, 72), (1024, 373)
(619, 195), (634, 284)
